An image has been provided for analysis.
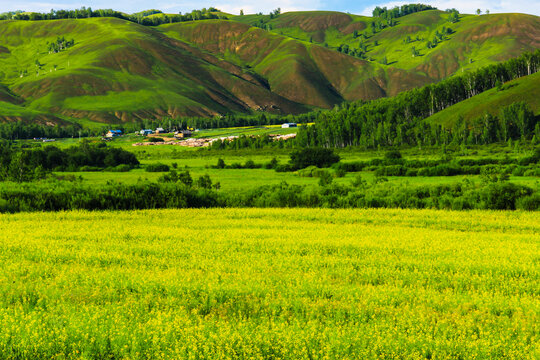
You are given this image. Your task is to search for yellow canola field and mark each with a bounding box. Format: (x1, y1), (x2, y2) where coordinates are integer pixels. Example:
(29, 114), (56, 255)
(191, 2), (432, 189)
(0, 208), (538, 359)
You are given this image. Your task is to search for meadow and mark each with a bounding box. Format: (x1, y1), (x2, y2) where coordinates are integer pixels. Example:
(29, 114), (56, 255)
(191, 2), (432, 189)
(53, 136), (539, 192)
(0, 208), (537, 359)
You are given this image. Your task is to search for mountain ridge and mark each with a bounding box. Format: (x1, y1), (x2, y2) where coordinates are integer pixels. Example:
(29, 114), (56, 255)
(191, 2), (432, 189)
(0, 9), (538, 125)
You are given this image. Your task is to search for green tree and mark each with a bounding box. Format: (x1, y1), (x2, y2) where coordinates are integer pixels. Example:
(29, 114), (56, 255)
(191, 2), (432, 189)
(197, 174), (213, 189)
(318, 170), (333, 186)
(289, 148), (340, 170)
(177, 170), (193, 186)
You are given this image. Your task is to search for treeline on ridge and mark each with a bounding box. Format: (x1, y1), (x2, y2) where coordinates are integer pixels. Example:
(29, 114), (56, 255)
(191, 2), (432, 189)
(372, 4), (437, 19)
(0, 7), (227, 26)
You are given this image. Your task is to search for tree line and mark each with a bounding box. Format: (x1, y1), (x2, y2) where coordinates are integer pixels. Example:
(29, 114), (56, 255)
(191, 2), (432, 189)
(0, 174), (538, 212)
(0, 122), (86, 140)
(372, 4), (437, 19)
(0, 140), (138, 181)
(295, 50), (540, 148)
(0, 7), (228, 26)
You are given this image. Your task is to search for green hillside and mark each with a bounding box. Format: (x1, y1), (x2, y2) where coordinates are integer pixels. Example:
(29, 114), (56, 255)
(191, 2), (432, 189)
(160, 20), (392, 108)
(234, 11), (540, 81)
(0, 17), (309, 123)
(427, 71), (540, 127)
(0, 9), (538, 124)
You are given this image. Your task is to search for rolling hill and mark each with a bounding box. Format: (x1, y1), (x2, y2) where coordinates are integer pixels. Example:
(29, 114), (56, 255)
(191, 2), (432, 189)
(426, 71), (540, 127)
(0, 17), (310, 124)
(0, 9), (538, 125)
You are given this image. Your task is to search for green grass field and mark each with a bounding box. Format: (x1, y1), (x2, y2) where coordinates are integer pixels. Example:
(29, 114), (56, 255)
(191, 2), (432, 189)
(0, 208), (537, 358)
(44, 135), (539, 191)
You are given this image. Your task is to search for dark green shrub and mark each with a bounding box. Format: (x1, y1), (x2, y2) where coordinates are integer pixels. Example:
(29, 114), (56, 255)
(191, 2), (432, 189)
(244, 160), (256, 169)
(264, 157), (279, 169)
(405, 168), (418, 176)
(384, 149), (402, 160)
(318, 171), (334, 186)
(480, 182), (532, 210)
(289, 148), (340, 170)
(516, 194), (540, 210)
(216, 158), (225, 169)
(512, 166), (525, 176)
(109, 164), (131, 172)
(334, 168), (347, 178)
(178, 171), (193, 186)
(146, 163), (170, 172)
(197, 174), (213, 189)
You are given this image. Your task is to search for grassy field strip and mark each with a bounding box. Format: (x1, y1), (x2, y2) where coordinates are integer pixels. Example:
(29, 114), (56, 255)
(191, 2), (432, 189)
(0, 208), (538, 358)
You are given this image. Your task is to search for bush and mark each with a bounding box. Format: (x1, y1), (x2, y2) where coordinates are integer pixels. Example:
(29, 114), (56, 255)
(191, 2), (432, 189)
(146, 163), (170, 172)
(275, 164), (293, 172)
(244, 159), (258, 169)
(109, 164), (132, 172)
(512, 166), (526, 176)
(334, 168), (347, 178)
(523, 168), (540, 177)
(480, 182), (532, 210)
(197, 174), (213, 189)
(264, 157), (279, 169)
(375, 165), (406, 176)
(79, 166), (101, 172)
(216, 158), (225, 169)
(516, 194), (540, 210)
(405, 168), (418, 176)
(318, 170), (334, 187)
(289, 148), (340, 171)
(146, 137), (164, 142)
(178, 171), (193, 187)
(335, 162), (367, 172)
(384, 149), (402, 160)
(297, 166), (319, 177)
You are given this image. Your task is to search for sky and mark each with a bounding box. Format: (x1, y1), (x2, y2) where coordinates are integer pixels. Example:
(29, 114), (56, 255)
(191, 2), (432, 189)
(1, 0), (538, 16)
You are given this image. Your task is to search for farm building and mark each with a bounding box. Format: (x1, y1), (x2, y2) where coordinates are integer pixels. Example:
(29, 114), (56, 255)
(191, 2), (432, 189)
(174, 130), (193, 139)
(281, 123), (297, 128)
(106, 130), (122, 138)
(140, 129), (153, 136)
(155, 127), (166, 134)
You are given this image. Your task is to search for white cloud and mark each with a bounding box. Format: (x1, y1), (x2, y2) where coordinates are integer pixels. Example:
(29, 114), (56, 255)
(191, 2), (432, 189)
(1, 0), (537, 16)
(0, 1), (83, 12)
(360, 0), (540, 16)
(212, 0), (323, 15)
(0, 0), (323, 15)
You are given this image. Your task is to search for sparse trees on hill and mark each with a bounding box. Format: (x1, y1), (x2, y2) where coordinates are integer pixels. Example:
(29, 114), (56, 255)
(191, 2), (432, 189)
(269, 8), (281, 19)
(448, 10), (459, 23)
(47, 37), (75, 53)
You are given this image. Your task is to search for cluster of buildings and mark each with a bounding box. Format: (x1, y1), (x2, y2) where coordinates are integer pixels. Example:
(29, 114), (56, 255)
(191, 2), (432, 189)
(106, 128), (193, 138)
(281, 123), (297, 128)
